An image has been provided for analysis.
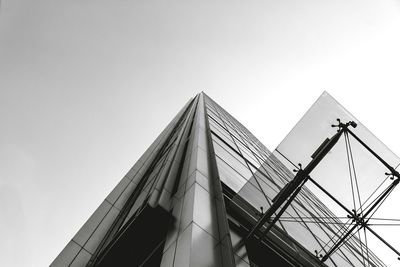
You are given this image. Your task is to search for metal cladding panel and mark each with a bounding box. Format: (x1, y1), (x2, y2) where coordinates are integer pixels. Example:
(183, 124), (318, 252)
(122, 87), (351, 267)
(51, 97), (196, 266)
(52, 92), (397, 267)
(164, 93), (235, 267)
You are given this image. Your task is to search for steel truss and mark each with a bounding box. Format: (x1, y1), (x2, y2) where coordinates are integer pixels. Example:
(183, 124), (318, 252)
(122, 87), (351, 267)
(246, 119), (400, 264)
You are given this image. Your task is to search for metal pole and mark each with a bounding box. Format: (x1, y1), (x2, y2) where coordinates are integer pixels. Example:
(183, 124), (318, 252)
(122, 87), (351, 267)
(260, 184), (304, 238)
(365, 225), (400, 257)
(321, 178), (399, 262)
(308, 176), (354, 216)
(321, 224), (359, 262)
(347, 129), (400, 178)
(245, 126), (346, 241)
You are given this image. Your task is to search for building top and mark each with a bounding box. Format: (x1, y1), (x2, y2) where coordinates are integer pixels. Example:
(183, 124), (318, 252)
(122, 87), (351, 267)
(51, 92), (399, 267)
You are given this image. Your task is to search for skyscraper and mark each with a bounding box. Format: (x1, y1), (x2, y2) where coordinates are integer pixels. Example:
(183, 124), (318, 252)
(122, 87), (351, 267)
(51, 92), (398, 266)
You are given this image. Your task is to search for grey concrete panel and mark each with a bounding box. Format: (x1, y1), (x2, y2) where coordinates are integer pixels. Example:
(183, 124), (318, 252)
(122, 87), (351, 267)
(175, 149), (192, 198)
(173, 223), (192, 267)
(190, 222), (221, 267)
(70, 248), (92, 267)
(160, 240), (176, 267)
(187, 146), (210, 180)
(105, 177), (130, 206)
(186, 170), (212, 195)
(191, 126), (208, 153)
(173, 222), (222, 267)
(123, 162), (144, 181)
(158, 188), (172, 210)
(164, 196), (183, 252)
(73, 201), (111, 247)
(179, 182), (195, 231)
(84, 206), (119, 253)
(113, 180), (138, 210)
(50, 240), (81, 267)
(192, 183), (219, 239)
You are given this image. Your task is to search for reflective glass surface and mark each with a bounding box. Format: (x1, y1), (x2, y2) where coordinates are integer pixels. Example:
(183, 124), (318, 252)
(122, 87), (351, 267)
(204, 93), (396, 267)
(275, 92), (400, 266)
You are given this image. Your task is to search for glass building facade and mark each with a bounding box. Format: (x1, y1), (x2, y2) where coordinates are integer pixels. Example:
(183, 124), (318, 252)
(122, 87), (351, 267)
(51, 92), (398, 267)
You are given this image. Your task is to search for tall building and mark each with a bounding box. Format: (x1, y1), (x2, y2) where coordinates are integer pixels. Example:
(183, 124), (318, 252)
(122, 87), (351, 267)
(52, 92), (399, 266)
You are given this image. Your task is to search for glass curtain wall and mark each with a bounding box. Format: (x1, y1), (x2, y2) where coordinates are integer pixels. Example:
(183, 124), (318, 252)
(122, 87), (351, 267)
(203, 94), (385, 267)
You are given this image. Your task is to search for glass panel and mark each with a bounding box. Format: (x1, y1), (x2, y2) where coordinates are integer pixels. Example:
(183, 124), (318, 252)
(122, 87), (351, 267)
(209, 119), (236, 147)
(273, 92), (398, 266)
(235, 180), (271, 215)
(275, 92), (400, 169)
(213, 137), (246, 167)
(205, 92), (395, 266)
(216, 157), (249, 193)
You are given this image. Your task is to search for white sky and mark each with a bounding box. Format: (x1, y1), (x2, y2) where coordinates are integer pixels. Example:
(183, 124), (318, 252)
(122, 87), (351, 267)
(1, 0), (400, 266)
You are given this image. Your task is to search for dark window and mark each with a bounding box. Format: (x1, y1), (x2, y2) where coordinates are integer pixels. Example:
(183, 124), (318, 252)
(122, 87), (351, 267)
(92, 205), (171, 267)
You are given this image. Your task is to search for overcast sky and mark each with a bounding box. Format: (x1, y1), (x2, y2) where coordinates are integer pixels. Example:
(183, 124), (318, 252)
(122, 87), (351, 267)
(1, 0), (400, 266)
